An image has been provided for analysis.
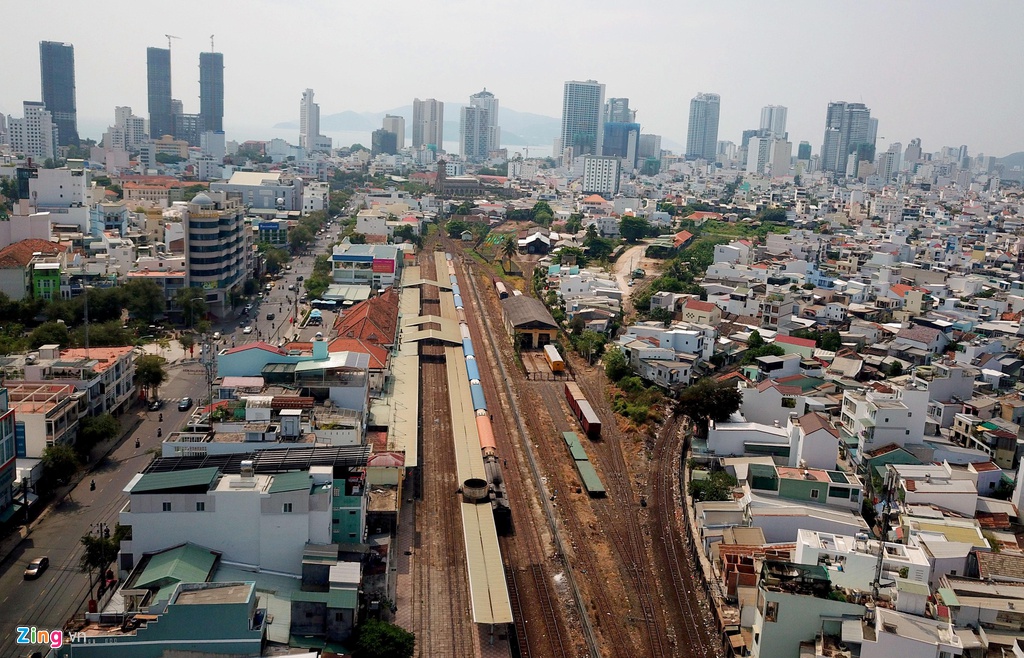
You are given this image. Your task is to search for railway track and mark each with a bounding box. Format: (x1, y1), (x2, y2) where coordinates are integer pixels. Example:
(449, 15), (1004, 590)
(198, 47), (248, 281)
(446, 239), (573, 658)
(651, 414), (721, 658)
(412, 248), (475, 658)
(530, 380), (641, 657)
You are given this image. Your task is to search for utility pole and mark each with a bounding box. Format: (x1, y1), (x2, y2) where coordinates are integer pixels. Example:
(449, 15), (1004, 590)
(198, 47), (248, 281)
(200, 332), (215, 410)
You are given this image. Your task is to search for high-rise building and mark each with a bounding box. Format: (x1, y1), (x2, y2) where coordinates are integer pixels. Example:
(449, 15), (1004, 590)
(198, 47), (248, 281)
(581, 155), (620, 196)
(638, 134), (662, 160)
(602, 122), (640, 167)
(299, 89), (331, 153)
(875, 143), (901, 182)
(412, 98), (444, 150)
(39, 41), (78, 146)
(685, 92), (720, 160)
(371, 128), (398, 156)
(7, 101), (57, 160)
(184, 191), (251, 318)
(605, 98), (635, 124)
(199, 51), (224, 133)
(299, 89), (318, 151)
(560, 80), (605, 158)
(104, 106), (149, 151)
(147, 47), (173, 139)
(382, 115), (405, 150)
(469, 89), (500, 155)
(797, 141), (812, 161)
(460, 105), (490, 162)
(0, 113), (7, 145)
(759, 105), (787, 139)
(819, 101), (874, 175)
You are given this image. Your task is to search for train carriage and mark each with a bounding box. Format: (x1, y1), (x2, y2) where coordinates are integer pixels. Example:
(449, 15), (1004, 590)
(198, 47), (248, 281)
(544, 344), (565, 372)
(470, 382), (487, 412)
(465, 356), (481, 383)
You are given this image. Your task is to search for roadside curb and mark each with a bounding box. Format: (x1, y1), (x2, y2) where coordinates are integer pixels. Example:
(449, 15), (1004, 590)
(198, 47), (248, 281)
(0, 409), (145, 571)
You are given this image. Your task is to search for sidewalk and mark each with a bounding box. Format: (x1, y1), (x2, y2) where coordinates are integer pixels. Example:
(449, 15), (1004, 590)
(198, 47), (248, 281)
(0, 403), (145, 569)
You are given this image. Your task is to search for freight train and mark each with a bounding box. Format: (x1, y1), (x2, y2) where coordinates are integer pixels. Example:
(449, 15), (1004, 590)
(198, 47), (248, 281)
(448, 253), (513, 534)
(565, 381), (602, 440)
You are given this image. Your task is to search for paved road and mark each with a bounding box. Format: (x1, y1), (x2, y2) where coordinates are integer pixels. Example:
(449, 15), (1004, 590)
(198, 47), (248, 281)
(0, 369), (205, 657)
(0, 228), (337, 656)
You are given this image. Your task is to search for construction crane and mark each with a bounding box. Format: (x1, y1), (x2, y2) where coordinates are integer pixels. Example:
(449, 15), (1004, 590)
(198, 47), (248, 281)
(165, 34), (180, 49)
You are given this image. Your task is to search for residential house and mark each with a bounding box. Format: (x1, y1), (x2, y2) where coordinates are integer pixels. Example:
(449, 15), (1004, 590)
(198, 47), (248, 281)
(0, 238), (68, 301)
(119, 461), (367, 576)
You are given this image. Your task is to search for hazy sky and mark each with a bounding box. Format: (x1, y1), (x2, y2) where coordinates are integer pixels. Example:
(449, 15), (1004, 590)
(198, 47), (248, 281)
(3, 0), (1023, 156)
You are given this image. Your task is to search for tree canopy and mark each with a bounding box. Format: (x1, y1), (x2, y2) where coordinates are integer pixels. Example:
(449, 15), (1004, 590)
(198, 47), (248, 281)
(674, 378), (742, 435)
(136, 354), (168, 400)
(352, 619), (415, 658)
(41, 443), (79, 486)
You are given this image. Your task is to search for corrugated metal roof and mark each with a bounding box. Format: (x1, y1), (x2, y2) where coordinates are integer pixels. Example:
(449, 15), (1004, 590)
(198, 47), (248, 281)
(136, 543), (219, 602)
(328, 588), (358, 609)
(267, 470), (312, 494)
(131, 467), (220, 493)
(462, 501), (514, 624)
(575, 460), (606, 495)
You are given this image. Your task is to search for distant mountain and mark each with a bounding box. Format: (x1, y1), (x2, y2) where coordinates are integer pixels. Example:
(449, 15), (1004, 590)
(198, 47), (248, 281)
(274, 104), (561, 145)
(998, 152), (1024, 170)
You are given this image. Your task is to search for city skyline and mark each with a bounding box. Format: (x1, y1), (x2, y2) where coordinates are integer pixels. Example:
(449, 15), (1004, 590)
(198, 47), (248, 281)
(3, 0), (1024, 157)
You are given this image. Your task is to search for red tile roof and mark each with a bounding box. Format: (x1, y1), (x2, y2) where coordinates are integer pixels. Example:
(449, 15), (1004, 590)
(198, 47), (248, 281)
(329, 337), (389, 369)
(334, 288), (398, 341)
(674, 230), (695, 248)
(0, 239), (66, 268)
(222, 342), (284, 355)
(797, 412), (839, 438)
(684, 298), (716, 313)
(775, 335), (816, 349)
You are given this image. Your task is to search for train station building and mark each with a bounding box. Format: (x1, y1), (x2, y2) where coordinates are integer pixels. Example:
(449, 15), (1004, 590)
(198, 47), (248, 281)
(500, 296), (558, 348)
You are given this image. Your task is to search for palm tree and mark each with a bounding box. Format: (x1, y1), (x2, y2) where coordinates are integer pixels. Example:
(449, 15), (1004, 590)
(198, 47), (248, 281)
(501, 235), (517, 273)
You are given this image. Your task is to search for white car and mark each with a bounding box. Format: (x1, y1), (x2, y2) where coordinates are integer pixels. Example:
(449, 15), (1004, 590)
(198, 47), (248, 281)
(242, 326), (253, 335)
(212, 331), (221, 340)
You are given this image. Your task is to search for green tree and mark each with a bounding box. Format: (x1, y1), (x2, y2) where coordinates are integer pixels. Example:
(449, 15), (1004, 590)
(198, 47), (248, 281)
(155, 153), (185, 164)
(262, 247), (290, 275)
(29, 321), (70, 348)
(620, 215), (651, 243)
(531, 200), (553, 219)
(290, 226), (315, 252)
(585, 224), (598, 240)
(175, 287), (208, 328)
(41, 443), (79, 485)
(77, 413), (120, 454)
(79, 531), (119, 596)
(446, 219), (470, 238)
(565, 213), (584, 233)
(674, 378), (742, 436)
(576, 330), (606, 364)
(604, 347), (631, 382)
(888, 361), (904, 377)
(748, 329), (765, 348)
(691, 471), (739, 502)
(741, 343), (785, 365)
(556, 247), (587, 267)
(123, 279), (165, 323)
(182, 184), (208, 201)
(819, 331), (842, 352)
(393, 225), (420, 247)
(136, 354), (168, 400)
(534, 210), (554, 226)
(353, 619), (415, 658)
(501, 235), (518, 271)
(179, 333), (196, 358)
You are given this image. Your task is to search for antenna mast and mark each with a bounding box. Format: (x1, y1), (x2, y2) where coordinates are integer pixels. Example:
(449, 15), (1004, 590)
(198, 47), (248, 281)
(210, 34), (215, 51)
